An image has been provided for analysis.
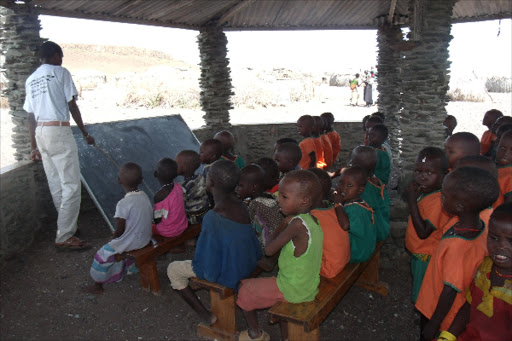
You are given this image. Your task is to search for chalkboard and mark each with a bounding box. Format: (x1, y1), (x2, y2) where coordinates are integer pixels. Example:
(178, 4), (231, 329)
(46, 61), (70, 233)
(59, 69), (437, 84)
(72, 115), (202, 231)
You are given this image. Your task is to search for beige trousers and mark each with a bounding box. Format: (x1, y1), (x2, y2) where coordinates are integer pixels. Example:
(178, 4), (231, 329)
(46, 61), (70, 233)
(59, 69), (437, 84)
(167, 260), (196, 290)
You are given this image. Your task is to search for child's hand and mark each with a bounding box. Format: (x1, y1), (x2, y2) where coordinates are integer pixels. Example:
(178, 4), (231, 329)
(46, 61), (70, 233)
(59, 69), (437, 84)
(332, 190), (343, 204)
(405, 181), (420, 201)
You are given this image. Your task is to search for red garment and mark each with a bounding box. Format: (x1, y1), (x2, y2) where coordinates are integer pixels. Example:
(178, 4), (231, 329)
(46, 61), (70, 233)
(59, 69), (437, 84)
(269, 183), (279, 194)
(320, 134), (333, 169)
(480, 130), (496, 155)
(299, 138), (316, 170)
(327, 130), (341, 163)
(313, 137), (326, 169)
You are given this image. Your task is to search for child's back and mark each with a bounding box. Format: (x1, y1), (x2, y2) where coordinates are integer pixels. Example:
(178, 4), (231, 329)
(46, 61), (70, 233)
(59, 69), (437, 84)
(320, 133), (333, 169)
(362, 176), (390, 242)
(494, 131), (512, 208)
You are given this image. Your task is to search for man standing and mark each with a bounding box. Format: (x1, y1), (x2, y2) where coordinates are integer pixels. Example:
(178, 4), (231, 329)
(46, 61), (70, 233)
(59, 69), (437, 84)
(24, 41), (94, 250)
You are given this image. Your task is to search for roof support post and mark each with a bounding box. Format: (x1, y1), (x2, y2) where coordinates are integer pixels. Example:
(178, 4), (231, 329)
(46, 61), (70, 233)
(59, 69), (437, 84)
(399, 0), (455, 171)
(197, 26), (233, 131)
(0, 3), (45, 161)
(376, 24), (403, 173)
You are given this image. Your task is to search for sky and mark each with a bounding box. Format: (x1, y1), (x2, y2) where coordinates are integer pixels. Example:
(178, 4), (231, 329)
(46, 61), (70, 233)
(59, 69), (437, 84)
(39, 15), (511, 76)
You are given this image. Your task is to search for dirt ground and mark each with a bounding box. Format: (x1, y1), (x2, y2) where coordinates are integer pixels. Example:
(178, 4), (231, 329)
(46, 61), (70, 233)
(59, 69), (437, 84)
(0, 191), (419, 341)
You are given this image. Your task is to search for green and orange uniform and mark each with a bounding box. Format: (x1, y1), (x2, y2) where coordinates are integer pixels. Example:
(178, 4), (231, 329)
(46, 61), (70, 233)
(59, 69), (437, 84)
(362, 176), (390, 242)
(415, 217), (488, 332)
(312, 205), (350, 278)
(373, 146), (391, 185)
(344, 200), (375, 263)
(405, 190), (452, 303)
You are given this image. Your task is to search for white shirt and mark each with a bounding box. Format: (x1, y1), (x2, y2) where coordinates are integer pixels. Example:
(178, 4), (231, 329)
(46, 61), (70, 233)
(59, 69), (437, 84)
(23, 64), (78, 122)
(110, 191), (153, 253)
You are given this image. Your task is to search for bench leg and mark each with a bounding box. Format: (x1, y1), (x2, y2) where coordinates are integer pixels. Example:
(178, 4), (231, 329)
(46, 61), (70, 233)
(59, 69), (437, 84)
(355, 248), (389, 296)
(197, 289), (237, 341)
(137, 257), (161, 295)
(288, 322), (320, 341)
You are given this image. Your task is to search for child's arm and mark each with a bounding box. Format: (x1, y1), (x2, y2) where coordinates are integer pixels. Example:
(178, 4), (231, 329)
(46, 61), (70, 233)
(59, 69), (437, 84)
(332, 191), (350, 230)
(309, 151), (316, 169)
(405, 182), (434, 239)
(447, 301), (470, 337)
(265, 217), (308, 257)
(422, 285), (458, 340)
(112, 218), (126, 239)
(153, 187), (173, 224)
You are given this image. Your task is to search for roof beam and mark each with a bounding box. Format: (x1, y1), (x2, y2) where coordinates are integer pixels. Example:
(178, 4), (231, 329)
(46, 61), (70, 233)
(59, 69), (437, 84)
(388, 0), (398, 24)
(216, 0), (256, 26)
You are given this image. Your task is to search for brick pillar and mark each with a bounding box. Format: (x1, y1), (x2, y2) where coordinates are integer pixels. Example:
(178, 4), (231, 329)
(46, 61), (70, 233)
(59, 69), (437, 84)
(376, 24), (403, 168)
(399, 0), (454, 171)
(0, 4), (45, 161)
(197, 27), (233, 131)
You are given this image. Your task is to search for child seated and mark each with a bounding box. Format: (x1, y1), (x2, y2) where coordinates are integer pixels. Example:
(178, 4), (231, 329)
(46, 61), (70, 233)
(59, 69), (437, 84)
(273, 142), (302, 194)
(200, 139), (224, 206)
(454, 155), (498, 179)
(494, 130), (512, 208)
(493, 123), (512, 162)
(333, 166), (376, 263)
(297, 115), (319, 169)
(404, 147), (451, 303)
(321, 112), (341, 164)
(312, 116), (328, 169)
(443, 115), (457, 140)
(317, 116), (334, 169)
(480, 109), (503, 156)
(176, 150), (209, 224)
(309, 168), (350, 278)
(255, 157), (280, 194)
(214, 130), (245, 169)
(415, 167), (500, 340)
(167, 160), (261, 324)
(351, 146), (390, 242)
(83, 162), (153, 294)
(442, 203), (512, 341)
(236, 170), (323, 341)
(367, 123), (391, 185)
(237, 164), (283, 247)
(273, 137), (298, 153)
(152, 158), (188, 237)
(444, 132), (480, 169)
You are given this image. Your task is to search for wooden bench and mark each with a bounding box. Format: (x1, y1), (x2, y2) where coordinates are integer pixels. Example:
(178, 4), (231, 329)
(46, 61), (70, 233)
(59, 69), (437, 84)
(125, 223), (202, 295)
(190, 267), (263, 341)
(268, 241), (389, 341)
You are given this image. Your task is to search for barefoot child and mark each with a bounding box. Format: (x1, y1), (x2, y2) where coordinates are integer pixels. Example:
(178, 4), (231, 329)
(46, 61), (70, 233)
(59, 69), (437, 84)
(83, 162), (153, 294)
(152, 158), (188, 237)
(309, 168), (350, 278)
(255, 157), (280, 194)
(176, 150), (210, 224)
(237, 164), (283, 247)
(297, 115), (318, 169)
(405, 147), (451, 303)
(444, 132), (480, 169)
(333, 166), (376, 263)
(442, 202), (512, 341)
(236, 170), (323, 341)
(321, 112), (341, 164)
(367, 123), (391, 185)
(494, 130), (512, 208)
(350, 146), (390, 242)
(214, 130), (245, 169)
(167, 160), (261, 324)
(480, 109), (503, 156)
(415, 167), (500, 340)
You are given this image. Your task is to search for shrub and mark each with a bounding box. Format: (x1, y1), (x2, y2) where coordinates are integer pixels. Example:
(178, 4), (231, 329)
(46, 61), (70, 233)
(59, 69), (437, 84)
(447, 87), (484, 102)
(485, 76), (512, 93)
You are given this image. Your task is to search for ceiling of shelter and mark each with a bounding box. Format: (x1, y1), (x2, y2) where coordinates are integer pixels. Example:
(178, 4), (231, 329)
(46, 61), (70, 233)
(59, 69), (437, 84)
(1, 0), (511, 31)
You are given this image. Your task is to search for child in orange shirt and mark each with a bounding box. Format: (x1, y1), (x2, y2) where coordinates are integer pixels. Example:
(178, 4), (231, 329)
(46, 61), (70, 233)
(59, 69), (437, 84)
(494, 130), (512, 208)
(441, 202), (512, 341)
(321, 112), (341, 164)
(480, 109), (503, 156)
(309, 168), (350, 278)
(415, 167), (500, 340)
(405, 147), (451, 303)
(312, 116), (326, 169)
(444, 132), (480, 169)
(297, 115), (318, 169)
(316, 116), (333, 169)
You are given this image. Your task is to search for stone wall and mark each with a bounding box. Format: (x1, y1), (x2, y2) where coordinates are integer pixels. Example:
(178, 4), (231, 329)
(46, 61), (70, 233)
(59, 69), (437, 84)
(0, 161), (55, 266)
(0, 5), (45, 161)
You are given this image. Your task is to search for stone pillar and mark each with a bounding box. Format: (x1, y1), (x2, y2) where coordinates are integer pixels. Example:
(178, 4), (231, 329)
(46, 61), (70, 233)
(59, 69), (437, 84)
(399, 0), (454, 171)
(0, 4), (45, 161)
(197, 27), (233, 131)
(376, 25), (403, 166)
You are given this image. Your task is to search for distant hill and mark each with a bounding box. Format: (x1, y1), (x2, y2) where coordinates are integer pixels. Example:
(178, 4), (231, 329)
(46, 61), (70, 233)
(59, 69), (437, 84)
(61, 43), (198, 75)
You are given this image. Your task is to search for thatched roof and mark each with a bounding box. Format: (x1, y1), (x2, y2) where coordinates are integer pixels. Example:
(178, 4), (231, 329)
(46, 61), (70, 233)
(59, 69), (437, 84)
(1, 0), (511, 31)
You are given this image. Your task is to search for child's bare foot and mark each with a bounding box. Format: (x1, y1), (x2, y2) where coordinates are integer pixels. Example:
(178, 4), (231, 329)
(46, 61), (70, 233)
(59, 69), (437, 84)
(81, 283), (104, 295)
